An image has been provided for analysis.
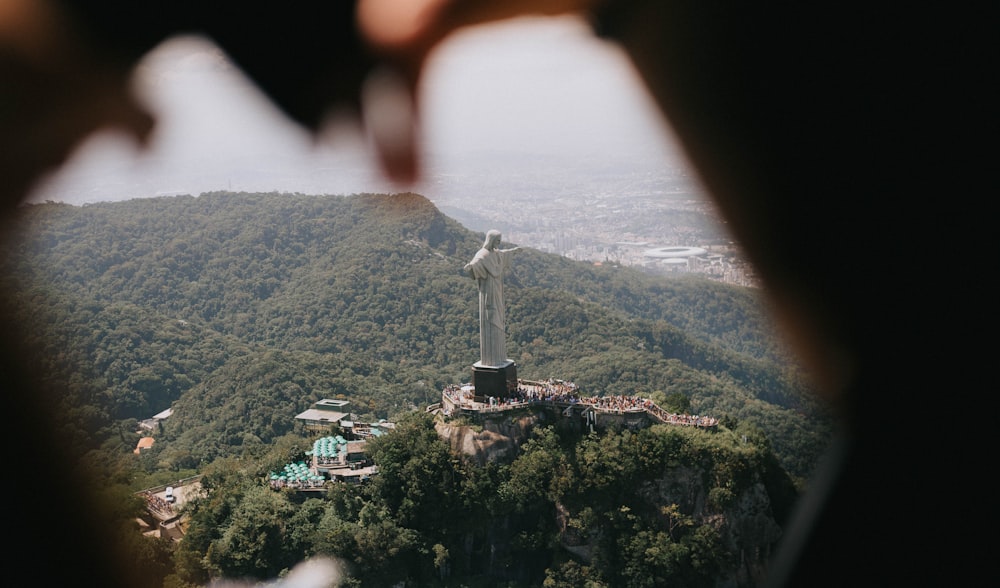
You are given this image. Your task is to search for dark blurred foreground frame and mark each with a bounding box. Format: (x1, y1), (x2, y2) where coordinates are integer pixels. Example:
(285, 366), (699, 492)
(593, 3), (993, 586)
(1, 1), (993, 586)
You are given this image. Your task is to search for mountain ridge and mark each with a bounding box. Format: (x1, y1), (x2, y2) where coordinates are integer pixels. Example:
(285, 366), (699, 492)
(0, 191), (829, 482)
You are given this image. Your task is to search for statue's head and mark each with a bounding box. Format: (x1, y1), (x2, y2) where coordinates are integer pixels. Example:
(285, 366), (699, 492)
(483, 230), (501, 250)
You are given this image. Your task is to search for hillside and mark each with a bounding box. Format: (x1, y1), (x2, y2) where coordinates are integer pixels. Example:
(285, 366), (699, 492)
(151, 409), (795, 587)
(0, 191), (830, 482)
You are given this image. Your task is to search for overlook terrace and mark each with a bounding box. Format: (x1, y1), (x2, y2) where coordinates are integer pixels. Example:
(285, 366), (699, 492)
(438, 379), (718, 430)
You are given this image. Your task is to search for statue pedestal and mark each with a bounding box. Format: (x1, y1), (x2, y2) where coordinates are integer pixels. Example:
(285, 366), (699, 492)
(472, 361), (518, 399)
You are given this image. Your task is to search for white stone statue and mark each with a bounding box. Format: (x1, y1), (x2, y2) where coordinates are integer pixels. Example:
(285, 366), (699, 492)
(464, 230), (520, 367)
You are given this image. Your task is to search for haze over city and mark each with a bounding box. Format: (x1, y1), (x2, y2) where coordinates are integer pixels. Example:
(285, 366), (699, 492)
(27, 15), (746, 282)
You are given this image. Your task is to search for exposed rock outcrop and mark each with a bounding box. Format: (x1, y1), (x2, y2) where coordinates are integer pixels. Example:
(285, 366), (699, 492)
(639, 465), (782, 587)
(435, 410), (549, 466)
(436, 410), (789, 587)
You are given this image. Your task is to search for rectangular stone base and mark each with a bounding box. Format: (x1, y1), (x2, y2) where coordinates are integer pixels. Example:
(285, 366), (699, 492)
(472, 361), (518, 399)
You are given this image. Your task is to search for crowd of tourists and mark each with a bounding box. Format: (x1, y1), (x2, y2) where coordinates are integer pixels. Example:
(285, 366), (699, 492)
(578, 394), (648, 413)
(442, 380), (717, 428)
(646, 405), (718, 427)
(143, 491), (174, 515)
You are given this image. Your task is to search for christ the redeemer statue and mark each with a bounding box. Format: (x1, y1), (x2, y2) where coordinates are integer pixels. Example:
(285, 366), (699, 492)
(464, 230), (520, 367)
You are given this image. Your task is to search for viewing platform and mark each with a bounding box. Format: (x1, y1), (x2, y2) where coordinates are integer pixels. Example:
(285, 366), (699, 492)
(440, 379), (718, 430)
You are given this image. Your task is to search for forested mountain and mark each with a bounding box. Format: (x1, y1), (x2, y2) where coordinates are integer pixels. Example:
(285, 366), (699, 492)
(0, 192), (831, 586)
(166, 410), (797, 588)
(0, 191), (829, 479)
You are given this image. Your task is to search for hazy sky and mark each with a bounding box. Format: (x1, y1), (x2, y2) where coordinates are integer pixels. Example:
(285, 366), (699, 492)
(27, 15), (686, 207)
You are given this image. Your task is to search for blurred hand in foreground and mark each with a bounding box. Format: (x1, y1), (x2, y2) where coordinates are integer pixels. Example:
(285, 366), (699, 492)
(0, 0), (154, 212)
(0, 0), (596, 211)
(355, 0), (596, 183)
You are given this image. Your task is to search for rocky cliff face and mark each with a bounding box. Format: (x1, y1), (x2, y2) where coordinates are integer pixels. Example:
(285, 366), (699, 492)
(639, 465), (782, 587)
(436, 411), (787, 587)
(434, 409), (550, 466)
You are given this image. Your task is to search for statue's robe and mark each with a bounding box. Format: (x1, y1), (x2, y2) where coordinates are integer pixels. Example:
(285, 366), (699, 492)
(465, 247), (513, 367)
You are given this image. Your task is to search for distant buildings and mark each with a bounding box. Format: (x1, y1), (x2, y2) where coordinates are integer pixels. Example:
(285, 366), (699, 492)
(135, 407), (173, 455)
(268, 399), (393, 489)
(294, 398), (351, 431)
(138, 407), (172, 432)
(136, 476), (204, 542)
(134, 436), (155, 455)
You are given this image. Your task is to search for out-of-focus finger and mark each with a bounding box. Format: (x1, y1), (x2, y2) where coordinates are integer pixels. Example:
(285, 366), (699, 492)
(357, 0), (593, 59)
(0, 0), (154, 209)
(361, 66), (419, 185)
(354, 0), (596, 185)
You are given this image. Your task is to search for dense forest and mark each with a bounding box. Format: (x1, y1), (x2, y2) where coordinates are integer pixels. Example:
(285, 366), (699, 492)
(0, 192), (831, 586)
(163, 411), (798, 587)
